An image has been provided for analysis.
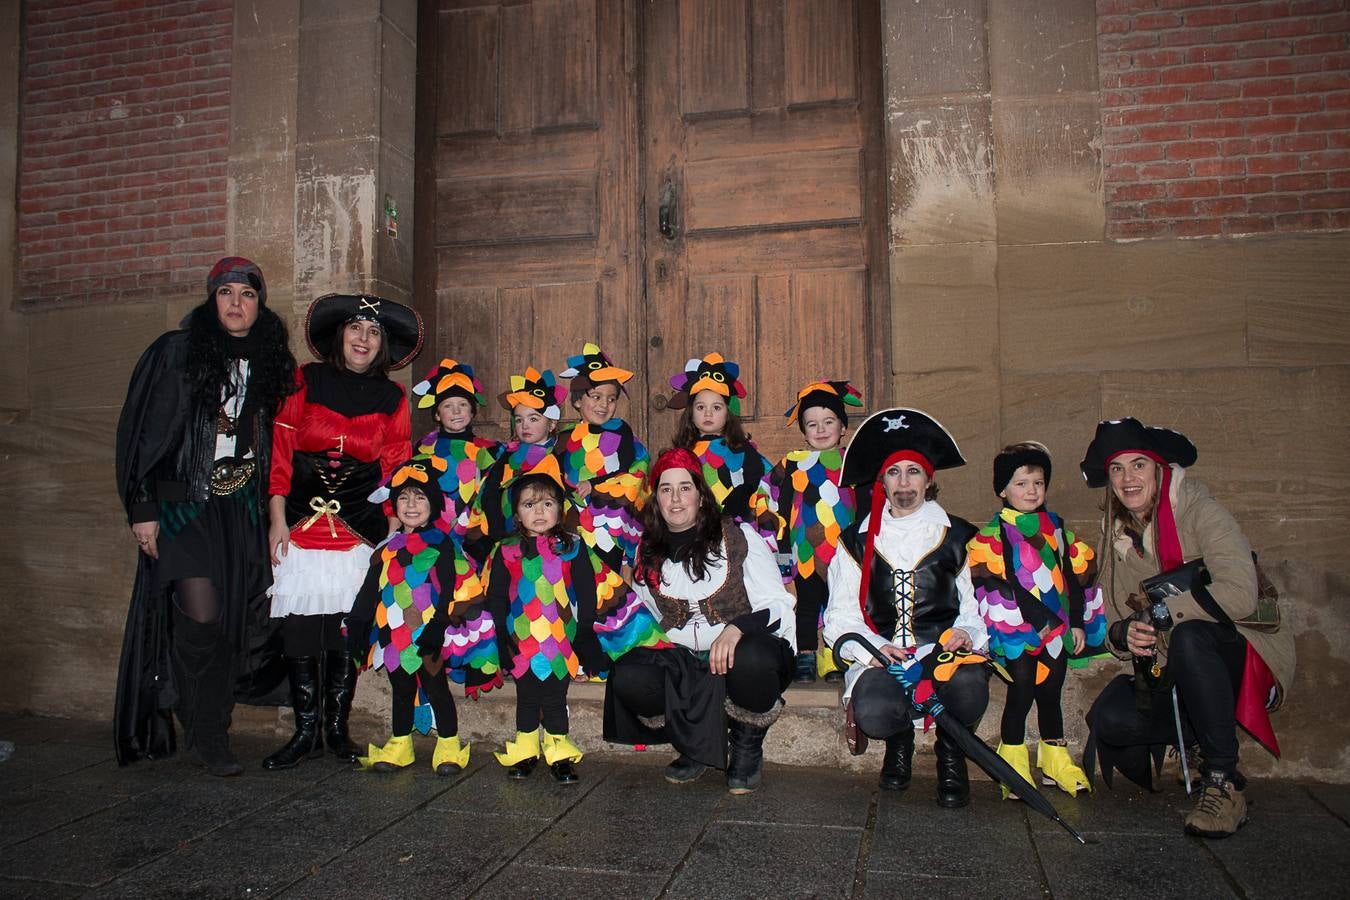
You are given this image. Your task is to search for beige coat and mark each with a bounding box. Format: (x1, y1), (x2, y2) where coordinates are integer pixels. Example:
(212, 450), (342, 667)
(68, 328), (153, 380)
(1100, 467), (1295, 707)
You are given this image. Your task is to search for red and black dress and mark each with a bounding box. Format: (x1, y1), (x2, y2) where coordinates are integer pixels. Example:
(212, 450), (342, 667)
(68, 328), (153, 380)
(268, 362), (410, 645)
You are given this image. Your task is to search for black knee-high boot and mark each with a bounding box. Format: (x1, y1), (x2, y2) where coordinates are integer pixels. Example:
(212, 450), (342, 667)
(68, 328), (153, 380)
(935, 726), (971, 808)
(263, 657), (323, 769)
(322, 650), (361, 762)
(172, 614), (242, 777)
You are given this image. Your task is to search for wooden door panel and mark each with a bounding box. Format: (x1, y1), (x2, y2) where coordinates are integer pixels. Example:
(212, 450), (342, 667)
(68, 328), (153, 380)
(685, 148), (862, 231)
(436, 173), (599, 244)
(679, 0), (750, 115)
(419, 0), (638, 435)
(642, 0), (886, 450)
(784, 0), (859, 106)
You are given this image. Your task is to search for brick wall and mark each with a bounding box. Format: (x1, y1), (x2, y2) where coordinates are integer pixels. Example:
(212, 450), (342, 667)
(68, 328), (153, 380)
(18, 0), (233, 306)
(1099, 0), (1350, 238)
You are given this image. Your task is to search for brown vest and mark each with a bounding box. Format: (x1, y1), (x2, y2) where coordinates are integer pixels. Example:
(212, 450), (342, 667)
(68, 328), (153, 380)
(648, 521), (753, 632)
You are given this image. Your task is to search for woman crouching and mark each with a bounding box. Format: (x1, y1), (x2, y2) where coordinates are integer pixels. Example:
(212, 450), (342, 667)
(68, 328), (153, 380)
(604, 448), (796, 794)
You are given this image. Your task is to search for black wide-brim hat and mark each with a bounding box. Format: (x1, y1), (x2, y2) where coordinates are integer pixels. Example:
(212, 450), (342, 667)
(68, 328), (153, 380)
(304, 293), (425, 371)
(840, 407), (966, 487)
(1079, 417), (1197, 488)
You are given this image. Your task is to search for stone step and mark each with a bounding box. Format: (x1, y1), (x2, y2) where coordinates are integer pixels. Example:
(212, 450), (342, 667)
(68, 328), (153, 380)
(236, 670), (1105, 775)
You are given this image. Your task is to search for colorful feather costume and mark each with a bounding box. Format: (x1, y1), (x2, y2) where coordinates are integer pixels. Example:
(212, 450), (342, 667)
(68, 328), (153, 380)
(968, 508), (1107, 669)
(768, 446), (856, 584)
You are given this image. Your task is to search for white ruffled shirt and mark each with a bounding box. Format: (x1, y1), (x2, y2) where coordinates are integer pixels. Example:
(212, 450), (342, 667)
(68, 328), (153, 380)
(823, 500), (987, 701)
(634, 522), (797, 654)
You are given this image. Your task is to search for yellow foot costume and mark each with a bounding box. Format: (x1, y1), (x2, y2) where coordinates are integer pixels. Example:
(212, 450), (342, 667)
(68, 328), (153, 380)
(1038, 742), (1091, 795)
(432, 735), (470, 775)
(542, 732), (584, 765)
(495, 729), (541, 767)
(816, 647), (841, 680)
(996, 742), (1034, 801)
(358, 734), (414, 772)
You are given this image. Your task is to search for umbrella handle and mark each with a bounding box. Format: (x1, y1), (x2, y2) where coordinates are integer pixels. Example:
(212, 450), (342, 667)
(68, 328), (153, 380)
(831, 632), (895, 669)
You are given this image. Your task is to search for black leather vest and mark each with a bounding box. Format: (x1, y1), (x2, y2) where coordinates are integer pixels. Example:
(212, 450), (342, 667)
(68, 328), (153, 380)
(840, 511), (977, 645)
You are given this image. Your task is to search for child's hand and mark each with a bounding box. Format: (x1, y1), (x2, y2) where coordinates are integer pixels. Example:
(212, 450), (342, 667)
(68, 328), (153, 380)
(267, 520), (290, 566)
(1071, 627), (1086, 655)
(576, 480), (593, 500)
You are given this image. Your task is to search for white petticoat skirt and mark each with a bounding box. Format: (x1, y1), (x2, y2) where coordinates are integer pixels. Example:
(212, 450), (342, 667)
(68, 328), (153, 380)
(268, 543), (371, 617)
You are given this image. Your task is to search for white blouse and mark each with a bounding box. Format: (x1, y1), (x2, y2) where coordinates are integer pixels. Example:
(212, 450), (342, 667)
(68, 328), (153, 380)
(634, 522), (797, 654)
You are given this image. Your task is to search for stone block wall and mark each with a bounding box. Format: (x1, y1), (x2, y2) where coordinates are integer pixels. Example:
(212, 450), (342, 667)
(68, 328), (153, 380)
(882, 0), (1350, 782)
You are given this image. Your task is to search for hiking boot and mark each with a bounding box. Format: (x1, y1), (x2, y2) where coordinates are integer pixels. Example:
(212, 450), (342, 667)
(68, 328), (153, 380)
(1184, 770), (1248, 838)
(793, 651), (817, 683)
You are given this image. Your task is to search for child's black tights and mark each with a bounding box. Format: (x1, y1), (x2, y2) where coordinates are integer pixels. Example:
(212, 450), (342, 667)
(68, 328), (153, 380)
(514, 672), (569, 734)
(387, 664), (457, 737)
(1000, 650), (1068, 744)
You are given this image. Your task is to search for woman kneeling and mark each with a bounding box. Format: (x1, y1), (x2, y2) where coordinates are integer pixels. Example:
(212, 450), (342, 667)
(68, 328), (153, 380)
(604, 448), (796, 794)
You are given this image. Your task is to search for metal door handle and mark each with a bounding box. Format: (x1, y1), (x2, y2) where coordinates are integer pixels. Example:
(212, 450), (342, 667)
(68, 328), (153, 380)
(658, 180), (677, 240)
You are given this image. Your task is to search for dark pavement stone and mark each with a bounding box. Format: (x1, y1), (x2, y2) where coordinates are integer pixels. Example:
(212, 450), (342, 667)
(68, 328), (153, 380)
(0, 785), (127, 849)
(514, 764), (724, 876)
(426, 758), (607, 820)
(472, 862), (659, 900)
(0, 715), (108, 748)
(1205, 812), (1350, 898)
(0, 740), (117, 793)
(0, 876), (88, 899)
(94, 764), (464, 898)
(270, 809), (547, 899)
(1027, 784), (1191, 838)
(713, 764), (872, 828)
(664, 820), (862, 899)
(1307, 782), (1350, 824)
(867, 777), (1044, 892)
(0, 773), (297, 887)
(1034, 831), (1237, 900)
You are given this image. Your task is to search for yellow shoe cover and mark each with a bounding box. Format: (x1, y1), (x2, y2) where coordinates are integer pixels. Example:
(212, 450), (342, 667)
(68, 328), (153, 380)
(996, 742), (1034, 801)
(432, 734), (470, 772)
(816, 648), (841, 679)
(1037, 742), (1091, 795)
(494, 729), (541, 767)
(542, 732), (584, 765)
(358, 734), (415, 771)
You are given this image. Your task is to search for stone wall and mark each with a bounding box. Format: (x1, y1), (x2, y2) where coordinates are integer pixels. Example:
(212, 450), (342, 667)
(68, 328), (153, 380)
(882, 0), (1349, 781)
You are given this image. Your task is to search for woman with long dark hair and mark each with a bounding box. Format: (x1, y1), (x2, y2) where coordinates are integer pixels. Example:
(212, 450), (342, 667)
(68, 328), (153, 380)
(115, 257), (297, 775)
(604, 447), (796, 794)
(262, 294), (422, 770)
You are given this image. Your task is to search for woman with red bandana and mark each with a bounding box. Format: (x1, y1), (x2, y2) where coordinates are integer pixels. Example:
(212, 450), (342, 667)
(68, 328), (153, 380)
(823, 408), (990, 809)
(263, 294), (422, 770)
(1080, 417), (1295, 839)
(604, 448), (797, 795)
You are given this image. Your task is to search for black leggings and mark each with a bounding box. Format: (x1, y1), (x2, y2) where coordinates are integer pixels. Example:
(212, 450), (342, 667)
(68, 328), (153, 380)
(851, 664), (990, 739)
(611, 631), (793, 717)
(514, 673), (570, 734)
(1000, 651), (1068, 744)
(1089, 620), (1246, 774)
(794, 575), (827, 652)
(388, 664), (457, 737)
(281, 612), (346, 656)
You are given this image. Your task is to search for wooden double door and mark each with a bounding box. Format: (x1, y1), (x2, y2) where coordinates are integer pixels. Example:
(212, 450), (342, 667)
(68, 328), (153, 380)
(415, 0), (888, 460)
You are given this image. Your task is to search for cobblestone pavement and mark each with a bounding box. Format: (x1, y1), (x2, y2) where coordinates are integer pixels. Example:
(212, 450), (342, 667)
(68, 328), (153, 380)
(1, 714), (1346, 899)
